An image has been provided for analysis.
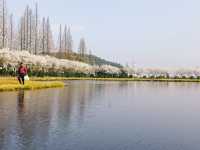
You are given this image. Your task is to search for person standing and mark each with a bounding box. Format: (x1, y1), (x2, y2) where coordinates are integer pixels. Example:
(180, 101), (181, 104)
(18, 63), (28, 85)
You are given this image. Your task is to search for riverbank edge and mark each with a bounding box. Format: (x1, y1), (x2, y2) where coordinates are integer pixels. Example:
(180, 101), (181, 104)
(0, 80), (64, 92)
(29, 77), (200, 82)
(1, 77), (200, 92)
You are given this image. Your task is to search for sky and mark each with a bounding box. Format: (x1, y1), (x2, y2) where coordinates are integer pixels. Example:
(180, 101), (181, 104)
(7, 0), (200, 67)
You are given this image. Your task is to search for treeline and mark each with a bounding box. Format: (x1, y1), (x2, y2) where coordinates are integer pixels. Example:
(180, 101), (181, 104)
(0, 65), (130, 78)
(0, 0), (87, 57)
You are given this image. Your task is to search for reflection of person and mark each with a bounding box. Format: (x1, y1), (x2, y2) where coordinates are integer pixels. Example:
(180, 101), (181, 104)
(18, 90), (25, 113)
(17, 62), (28, 85)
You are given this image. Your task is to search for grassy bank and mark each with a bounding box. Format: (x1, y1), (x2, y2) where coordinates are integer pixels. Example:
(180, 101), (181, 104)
(0, 78), (64, 92)
(30, 77), (200, 82)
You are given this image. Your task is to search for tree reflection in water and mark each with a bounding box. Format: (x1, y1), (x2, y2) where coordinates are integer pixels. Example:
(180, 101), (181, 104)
(17, 90), (25, 113)
(0, 81), (135, 150)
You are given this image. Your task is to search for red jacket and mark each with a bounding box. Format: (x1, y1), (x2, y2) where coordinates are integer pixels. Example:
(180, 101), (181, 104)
(18, 66), (28, 75)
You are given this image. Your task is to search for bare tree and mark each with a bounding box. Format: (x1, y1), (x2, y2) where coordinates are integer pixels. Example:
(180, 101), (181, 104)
(78, 37), (87, 58)
(42, 17), (46, 54)
(25, 5), (29, 50)
(46, 17), (54, 54)
(46, 18), (49, 53)
(9, 13), (13, 50)
(64, 26), (73, 55)
(89, 50), (95, 65)
(0, 1), (80, 62)
(2, 0), (5, 48)
(18, 16), (26, 51)
(29, 9), (33, 53)
(34, 2), (38, 54)
(0, 0), (8, 48)
(18, 5), (31, 51)
(63, 25), (67, 53)
(23, 11), (26, 50)
(67, 27), (73, 53)
(19, 16), (24, 50)
(58, 24), (62, 57)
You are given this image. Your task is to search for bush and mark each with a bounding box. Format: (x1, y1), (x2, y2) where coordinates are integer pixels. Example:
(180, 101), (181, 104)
(129, 75), (133, 78)
(119, 69), (128, 78)
(189, 76), (195, 79)
(142, 75), (147, 78)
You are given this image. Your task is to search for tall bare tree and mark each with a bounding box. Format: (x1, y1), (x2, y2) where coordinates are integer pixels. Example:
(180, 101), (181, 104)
(42, 17), (46, 54)
(46, 17), (50, 54)
(63, 25), (67, 53)
(9, 13), (13, 50)
(19, 16), (24, 50)
(0, 1), (79, 61)
(25, 5), (29, 50)
(58, 24), (62, 57)
(0, 0), (8, 48)
(2, 0), (5, 48)
(78, 37), (87, 58)
(62, 25), (73, 56)
(34, 2), (38, 54)
(18, 5), (31, 51)
(89, 50), (95, 65)
(46, 17), (54, 54)
(66, 27), (73, 53)
(29, 9), (33, 53)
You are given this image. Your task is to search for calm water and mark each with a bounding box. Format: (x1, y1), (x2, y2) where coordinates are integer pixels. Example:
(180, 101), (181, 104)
(0, 81), (200, 150)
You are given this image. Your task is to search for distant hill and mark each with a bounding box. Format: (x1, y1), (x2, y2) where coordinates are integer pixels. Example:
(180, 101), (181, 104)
(86, 54), (123, 68)
(50, 52), (123, 68)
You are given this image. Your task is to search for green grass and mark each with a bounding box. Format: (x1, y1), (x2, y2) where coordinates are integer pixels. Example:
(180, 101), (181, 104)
(0, 78), (64, 92)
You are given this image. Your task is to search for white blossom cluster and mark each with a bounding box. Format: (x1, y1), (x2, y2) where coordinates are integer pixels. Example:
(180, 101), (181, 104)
(0, 49), (121, 74)
(1, 49), (200, 78)
(130, 67), (200, 78)
(95, 65), (121, 74)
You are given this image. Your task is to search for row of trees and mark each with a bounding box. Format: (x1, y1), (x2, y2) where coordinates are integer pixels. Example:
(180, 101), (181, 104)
(0, 0), (87, 57)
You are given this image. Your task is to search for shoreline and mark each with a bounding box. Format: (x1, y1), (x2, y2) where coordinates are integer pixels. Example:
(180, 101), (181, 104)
(1, 77), (200, 92)
(30, 77), (200, 82)
(2, 77), (200, 82)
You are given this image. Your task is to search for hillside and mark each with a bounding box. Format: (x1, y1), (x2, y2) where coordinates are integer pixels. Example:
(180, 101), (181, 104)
(51, 52), (123, 68)
(86, 54), (123, 68)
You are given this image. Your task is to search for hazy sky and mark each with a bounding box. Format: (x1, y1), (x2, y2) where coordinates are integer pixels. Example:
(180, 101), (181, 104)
(7, 0), (200, 67)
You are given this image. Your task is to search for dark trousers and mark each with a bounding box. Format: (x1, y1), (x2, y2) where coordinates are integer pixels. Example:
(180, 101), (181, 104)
(18, 74), (25, 85)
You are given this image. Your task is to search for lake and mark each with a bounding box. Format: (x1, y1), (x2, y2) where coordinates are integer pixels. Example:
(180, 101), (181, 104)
(0, 81), (200, 150)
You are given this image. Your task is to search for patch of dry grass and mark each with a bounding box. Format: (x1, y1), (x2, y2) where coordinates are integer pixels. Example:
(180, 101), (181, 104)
(0, 78), (64, 92)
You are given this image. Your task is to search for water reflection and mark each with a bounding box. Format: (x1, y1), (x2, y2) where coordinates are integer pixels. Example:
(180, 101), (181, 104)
(17, 90), (25, 113)
(0, 81), (200, 150)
